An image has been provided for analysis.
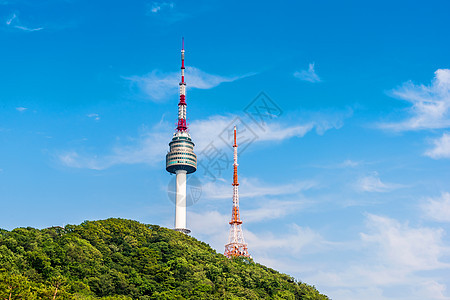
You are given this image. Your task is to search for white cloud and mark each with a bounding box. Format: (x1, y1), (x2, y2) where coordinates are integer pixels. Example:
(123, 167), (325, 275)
(189, 211), (331, 268)
(87, 113), (100, 121)
(293, 63), (321, 83)
(246, 224), (330, 255)
(59, 110), (346, 170)
(426, 133), (450, 159)
(189, 210), (228, 237)
(6, 13), (15, 25)
(379, 69), (450, 131)
(58, 127), (169, 170)
(202, 177), (315, 200)
(200, 179), (314, 223)
(150, 2), (174, 13)
(329, 287), (387, 300)
(124, 67), (252, 102)
(14, 25), (43, 32)
(189, 207), (450, 300)
(361, 214), (450, 271)
(339, 159), (360, 168)
(306, 214), (450, 300)
(5, 13), (43, 32)
(355, 172), (403, 193)
(312, 159), (368, 170)
(191, 111), (348, 154)
(244, 200), (305, 223)
(16, 107), (27, 112)
(314, 268), (450, 300)
(422, 192), (450, 222)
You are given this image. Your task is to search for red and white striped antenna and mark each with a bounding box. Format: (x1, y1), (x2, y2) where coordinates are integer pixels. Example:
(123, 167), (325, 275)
(224, 126), (250, 258)
(177, 37), (187, 131)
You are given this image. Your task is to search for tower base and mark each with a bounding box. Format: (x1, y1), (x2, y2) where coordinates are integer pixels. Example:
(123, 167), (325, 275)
(173, 228), (191, 234)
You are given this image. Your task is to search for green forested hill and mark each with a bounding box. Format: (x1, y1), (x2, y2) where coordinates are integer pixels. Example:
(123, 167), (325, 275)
(0, 218), (328, 299)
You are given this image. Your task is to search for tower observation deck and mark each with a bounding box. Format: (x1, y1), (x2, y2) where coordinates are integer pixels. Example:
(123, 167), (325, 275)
(165, 38), (197, 234)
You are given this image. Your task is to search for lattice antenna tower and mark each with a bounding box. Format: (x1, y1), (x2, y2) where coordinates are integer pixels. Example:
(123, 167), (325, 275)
(224, 126), (250, 258)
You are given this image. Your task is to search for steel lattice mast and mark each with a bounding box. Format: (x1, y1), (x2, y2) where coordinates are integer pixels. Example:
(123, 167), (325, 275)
(165, 38), (197, 234)
(224, 126), (250, 258)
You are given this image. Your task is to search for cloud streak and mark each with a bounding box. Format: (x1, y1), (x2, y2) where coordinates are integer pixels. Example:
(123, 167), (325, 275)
(5, 13), (43, 32)
(125, 67), (253, 102)
(201, 177), (316, 201)
(58, 110), (348, 171)
(425, 133), (450, 159)
(379, 69), (450, 131)
(149, 2), (174, 13)
(87, 113), (100, 121)
(306, 214), (450, 300)
(355, 172), (404, 193)
(422, 192), (450, 223)
(361, 214), (450, 271)
(58, 128), (169, 170)
(294, 63), (321, 83)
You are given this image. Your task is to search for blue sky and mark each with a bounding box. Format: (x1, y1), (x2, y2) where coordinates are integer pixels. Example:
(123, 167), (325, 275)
(1, 0), (450, 299)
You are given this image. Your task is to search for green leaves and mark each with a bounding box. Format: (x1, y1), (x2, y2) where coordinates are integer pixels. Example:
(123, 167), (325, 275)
(0, 218), (329, 299)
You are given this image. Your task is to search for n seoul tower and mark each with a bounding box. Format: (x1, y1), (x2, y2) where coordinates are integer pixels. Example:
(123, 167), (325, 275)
(166, 38), (197, 234)
(224, 126), (250, 258)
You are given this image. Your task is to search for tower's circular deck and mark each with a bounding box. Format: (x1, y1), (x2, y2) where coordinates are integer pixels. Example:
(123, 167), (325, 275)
(166, 132), (197, 174)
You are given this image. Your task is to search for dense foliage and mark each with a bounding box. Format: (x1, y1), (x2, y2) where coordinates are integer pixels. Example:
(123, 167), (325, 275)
(0, 218), (328, 299)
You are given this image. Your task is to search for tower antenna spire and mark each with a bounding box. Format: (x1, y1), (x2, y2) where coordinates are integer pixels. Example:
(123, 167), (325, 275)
(166, 39), (197, 234)
(177, 37), (187, 131)
(225, 126), (250, 258)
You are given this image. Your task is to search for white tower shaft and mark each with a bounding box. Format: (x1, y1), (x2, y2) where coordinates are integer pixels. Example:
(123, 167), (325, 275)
(166, 38), (196, 235)
(175, 170), (187, 230)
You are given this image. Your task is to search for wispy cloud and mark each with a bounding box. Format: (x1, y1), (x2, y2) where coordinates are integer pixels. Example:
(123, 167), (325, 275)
(314, 159), (365, 169)
(56, 117), (315, 170)
(422, 192), (450, 223)
(124, 67), (253, 102)
(58, 109), (348, 171)
(6, 13), (15, 25)
(294, 63), (321, 83)
(189, 210), (228, 237)
(189, 209), (332, 264)
(87, 113), (100, 121)
(339, 159), (360, 168)
(146, 1), (187, 23)
(202, 177), (316, 201)
(149, 2), (174, 13)
(190, 207), (450, 300)
(425, 133), (450, 159)
(190, 115), (314, 152)
(244, 199), (308, 223)
(361, 214), (450, 271)
(191, 110), (350, 153)
(246, 224), (331, 255)
(58, 125), (169, 170)
(306, 214), (450, 300)
(355, 172), (404, 193)
(379, 69), (450, 131)
(5, 13), (43, 32)
(16, 107), (27, 112)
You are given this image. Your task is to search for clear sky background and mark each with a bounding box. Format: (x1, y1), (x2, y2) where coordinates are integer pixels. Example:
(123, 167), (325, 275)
(1, 0), (450, 299)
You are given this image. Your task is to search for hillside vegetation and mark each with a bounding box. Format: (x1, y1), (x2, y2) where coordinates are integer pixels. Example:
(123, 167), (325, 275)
(0, 218), (328, 299)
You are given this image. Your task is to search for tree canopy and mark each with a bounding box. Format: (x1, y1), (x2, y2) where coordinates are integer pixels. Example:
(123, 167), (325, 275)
(0, 218), (329, 299)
